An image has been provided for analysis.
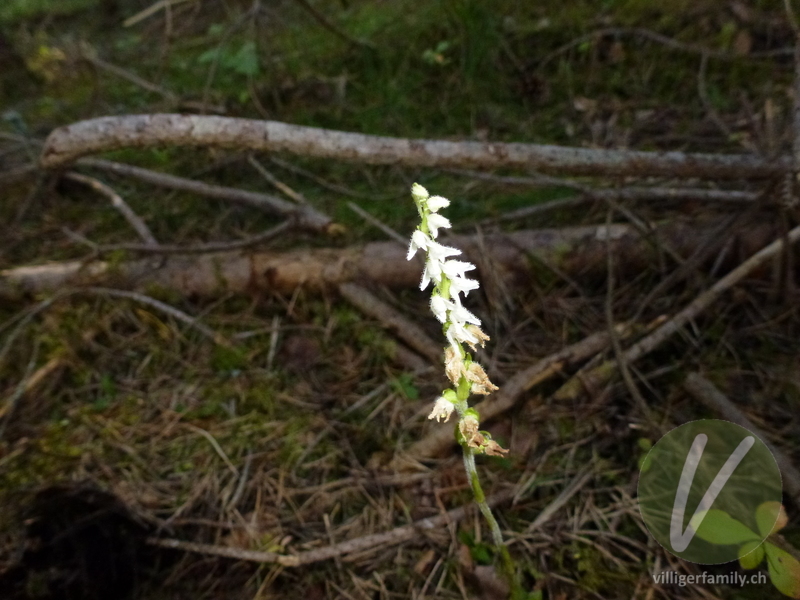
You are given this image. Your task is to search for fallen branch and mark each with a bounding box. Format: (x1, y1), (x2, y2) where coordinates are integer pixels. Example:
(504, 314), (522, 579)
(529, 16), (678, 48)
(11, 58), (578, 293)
(76, 157), (332, 232)
(147, 487), (514, 567)
(450, 168), (760, 203)
(40, 114), (788, 180)
(338, 282), (440, 365)
(0, 219), (779, 300)
(554, 225), (800, 403)
(64, 171), (159, 246)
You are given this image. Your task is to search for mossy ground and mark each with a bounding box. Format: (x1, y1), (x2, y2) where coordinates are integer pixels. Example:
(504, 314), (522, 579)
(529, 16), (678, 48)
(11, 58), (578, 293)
(1, 1), (800, 599)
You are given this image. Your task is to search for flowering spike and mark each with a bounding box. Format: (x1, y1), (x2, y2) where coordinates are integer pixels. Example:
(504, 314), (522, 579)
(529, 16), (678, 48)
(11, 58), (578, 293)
(407, 184), (510, 573)
(406, 183), (505, 455)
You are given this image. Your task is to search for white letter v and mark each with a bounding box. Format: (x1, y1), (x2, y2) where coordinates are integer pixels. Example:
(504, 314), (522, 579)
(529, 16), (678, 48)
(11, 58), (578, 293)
(669, 434), (754, 552)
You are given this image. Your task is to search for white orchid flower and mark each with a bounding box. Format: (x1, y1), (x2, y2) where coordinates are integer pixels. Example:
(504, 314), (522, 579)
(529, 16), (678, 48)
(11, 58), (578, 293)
(430, 294), (451, 323)
(426, 213), (451, 238)
(425, 195), (450, 212)
(407, 229), (430, 260)
(428, 395), (455, 422)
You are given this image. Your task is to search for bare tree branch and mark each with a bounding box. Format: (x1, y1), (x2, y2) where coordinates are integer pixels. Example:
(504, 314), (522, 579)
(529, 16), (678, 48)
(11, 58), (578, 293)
(64, 171), (159, 246)
(76, 157), (333, 232)
(40, 114), (788, 180)
(0, 219), (780, 300)
(147, 487), (514, 567)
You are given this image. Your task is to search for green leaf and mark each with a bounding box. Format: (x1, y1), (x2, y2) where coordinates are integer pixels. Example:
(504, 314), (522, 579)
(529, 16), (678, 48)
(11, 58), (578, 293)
(197, 47), (221, 65)
(638, 452), (652, 473)
(391, 373), (419, 400)
(738, 540), (765, 570)
(693, 509), (760, 545)
(226, 41), (259, 77)
(765, 543), (800, 599)
(756, 501), (787, 537)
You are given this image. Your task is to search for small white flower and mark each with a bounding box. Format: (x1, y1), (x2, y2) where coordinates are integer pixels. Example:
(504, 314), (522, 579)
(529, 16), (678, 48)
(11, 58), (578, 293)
(449, 300), (481, 326)
(427, 241), (461, 262)
(407, 229), (430, 260)
(430, 294), (451, 323)
(442, 260), (475, 279)
(428, 395), (455, 422)
(412, 183), (429, 203)
(425, 195), (450, 212)
(420, 256), (443, 290)
(449, 274), (480, 298)
(446, 321), (479, 354)
(426, 213), (451, 238)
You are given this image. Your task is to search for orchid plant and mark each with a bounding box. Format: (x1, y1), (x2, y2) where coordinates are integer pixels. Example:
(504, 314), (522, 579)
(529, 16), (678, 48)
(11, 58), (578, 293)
(407, 183), (516, 583)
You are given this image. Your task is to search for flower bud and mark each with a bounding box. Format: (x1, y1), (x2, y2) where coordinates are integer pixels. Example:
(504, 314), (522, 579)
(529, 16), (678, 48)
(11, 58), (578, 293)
(411, 183), (429, 203)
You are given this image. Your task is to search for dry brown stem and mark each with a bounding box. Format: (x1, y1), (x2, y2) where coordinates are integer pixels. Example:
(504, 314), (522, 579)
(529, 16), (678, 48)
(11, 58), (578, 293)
(40, 114), (786, 180)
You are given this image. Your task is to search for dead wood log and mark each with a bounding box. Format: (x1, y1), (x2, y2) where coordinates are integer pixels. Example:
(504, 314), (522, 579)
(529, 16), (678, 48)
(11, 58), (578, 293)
(0, 219), (779, 300)
(40, 114), (787, 180)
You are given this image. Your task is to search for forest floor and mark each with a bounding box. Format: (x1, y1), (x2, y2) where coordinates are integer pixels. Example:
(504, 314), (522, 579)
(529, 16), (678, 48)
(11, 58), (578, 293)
(1, 0), (800, 599)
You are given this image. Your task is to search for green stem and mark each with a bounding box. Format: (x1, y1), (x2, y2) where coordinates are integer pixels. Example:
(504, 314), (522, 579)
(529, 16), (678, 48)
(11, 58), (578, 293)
(454, 378), (518, 592)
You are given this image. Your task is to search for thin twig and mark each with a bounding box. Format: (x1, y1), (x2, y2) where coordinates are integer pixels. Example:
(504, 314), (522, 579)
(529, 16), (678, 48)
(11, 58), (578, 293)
(697, 53), (735, 143)
(123, 0), (195, 27)
(76, 157), (332, 231)
(536, 27), (792, 73)
(338, 282), (440, 364)
(147, 487), (515, 567)
(0, 341), (40, 440)
(290, 0), (375, 49)
(554, 226), (800, 401)
(247, 155), (309, 204)
(527, 465), (595, 532)
(83, 287), (230, 345)
(603, 208), (653, 424)
(62, 220), (292, 255)
(64, 171), (159, 246)
(267, 155), (402, 201)
(346, 202), (407, 245)
(625, 225), (800, 362)
(184, 423), (239, 477)
(82, 52), (177, 102)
